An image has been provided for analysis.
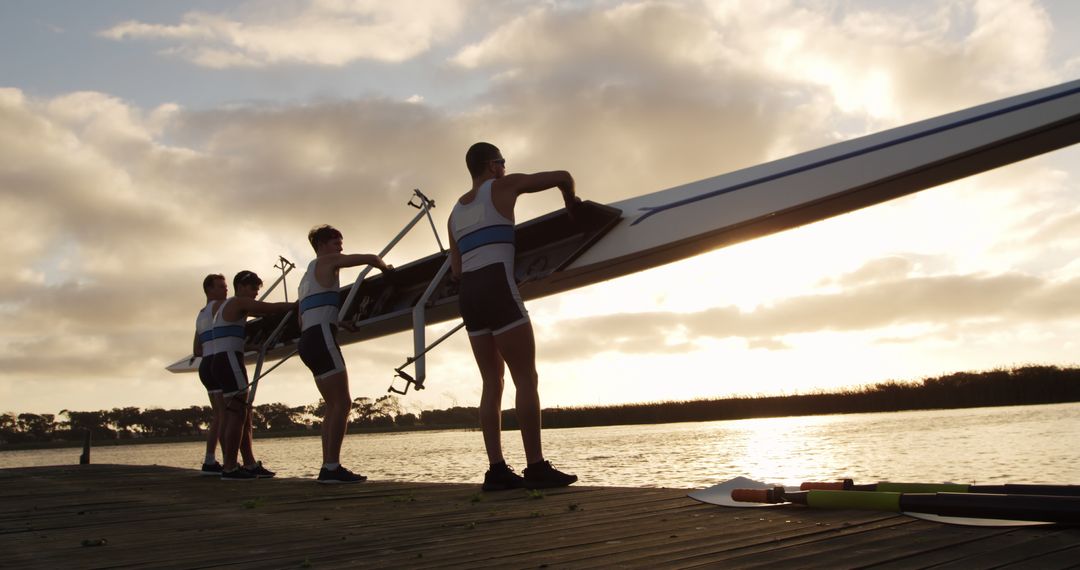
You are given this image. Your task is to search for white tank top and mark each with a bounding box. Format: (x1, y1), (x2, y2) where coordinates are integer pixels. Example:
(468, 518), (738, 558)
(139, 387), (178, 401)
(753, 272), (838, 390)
(298, 259), (340, 331)
(450, 179), (515, 272)
(195, 301), (220, 356)
(212, 298), (246, 353)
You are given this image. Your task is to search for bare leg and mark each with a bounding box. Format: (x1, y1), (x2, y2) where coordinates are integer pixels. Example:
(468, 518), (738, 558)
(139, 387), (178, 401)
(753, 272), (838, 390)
(315, 371), (351, 465)
(221, 391), (248, 471)
(469, 333), (507, 466)
(493, 322), (542, 465)
(239, 407), (256, 466)
(205, 392), (224, 459)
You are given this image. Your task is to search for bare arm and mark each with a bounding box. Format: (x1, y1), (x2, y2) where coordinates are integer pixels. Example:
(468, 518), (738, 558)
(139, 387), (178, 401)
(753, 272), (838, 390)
(316, 252), (390, 287)
(225, 298), (296, 320)
(193, 333), (202, 358)
(327, 253), (390, 272)
(447, 219), (462, 280)
(491, 170), (578, 219)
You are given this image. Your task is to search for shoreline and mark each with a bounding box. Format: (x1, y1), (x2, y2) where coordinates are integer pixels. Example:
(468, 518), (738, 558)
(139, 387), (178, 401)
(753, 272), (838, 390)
(4, 398), (1073, 453)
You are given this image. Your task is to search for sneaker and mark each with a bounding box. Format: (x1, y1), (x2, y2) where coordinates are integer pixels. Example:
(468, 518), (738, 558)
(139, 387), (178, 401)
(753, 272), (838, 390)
(200, 461), (224, 476)
(221, 467), (257, 481)
(245, 461), (276, 479)
(523, 460), (578, 489)
(482, 463), (525, 491)
(317, 465), (367, 484)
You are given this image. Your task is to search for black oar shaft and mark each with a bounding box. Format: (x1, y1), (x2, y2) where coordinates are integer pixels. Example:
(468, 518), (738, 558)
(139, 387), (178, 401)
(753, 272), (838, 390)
(801, 480), (1080, 497)
(900, 492), (1080, 524)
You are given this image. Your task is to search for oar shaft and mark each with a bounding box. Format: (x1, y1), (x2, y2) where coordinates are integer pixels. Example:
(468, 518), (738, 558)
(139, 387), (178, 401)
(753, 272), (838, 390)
(900, 492), (1080, 524)
(801, 480), (1080, 496)
(735, 488), (1080, 523)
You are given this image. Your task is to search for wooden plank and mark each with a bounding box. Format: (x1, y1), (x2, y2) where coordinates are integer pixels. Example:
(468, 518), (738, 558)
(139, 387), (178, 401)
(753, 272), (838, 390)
(3, 464), (1079, 569)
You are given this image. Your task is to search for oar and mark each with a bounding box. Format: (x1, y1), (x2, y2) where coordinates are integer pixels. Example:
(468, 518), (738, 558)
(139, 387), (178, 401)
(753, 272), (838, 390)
(800, 479), (1080, 496)
(732, 487), (1080, 524)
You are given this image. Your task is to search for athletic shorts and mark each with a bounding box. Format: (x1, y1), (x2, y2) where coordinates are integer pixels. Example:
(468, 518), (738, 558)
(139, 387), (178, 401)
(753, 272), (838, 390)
(210, 351), (249, 397)
(459, 262), (529, 337)
(299, 323), (346, 380)
(198, 356), (223, 393)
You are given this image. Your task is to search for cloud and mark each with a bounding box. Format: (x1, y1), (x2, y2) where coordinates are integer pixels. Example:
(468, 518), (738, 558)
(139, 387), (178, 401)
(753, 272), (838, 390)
(539, 270), (1080, 360)
(830, 256), (917, 287)
(100, 0), (469, 67)
(3, 0), (1076, 414)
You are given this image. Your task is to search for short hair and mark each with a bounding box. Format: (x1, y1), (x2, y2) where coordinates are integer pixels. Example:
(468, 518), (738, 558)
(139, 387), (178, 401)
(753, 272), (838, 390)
(233, 270), (263, 290)
(308, 225), (342, 252)
(202, 273), (225, 293)
(466, 142), (501, 178)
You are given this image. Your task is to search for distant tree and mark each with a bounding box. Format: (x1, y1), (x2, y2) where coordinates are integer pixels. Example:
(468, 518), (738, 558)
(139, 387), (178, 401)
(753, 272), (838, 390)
(375, 395), (403, 419)
(138, 408), (175, 437)
(0, 413), (18, 443)
(168, 406), (205, 436)
(253, 402), (299, 431)
(349, 395), (402, 427)
(17, 413), (56, 441)
(307, 399), (326, 428)
(351, 397), (376, 426)
(395, 413), (418, 427)
(108, 407), (143, 439)
(420, 406), (478, 427)
(60, 410), (115, 440)
(289, 405), (313, 428)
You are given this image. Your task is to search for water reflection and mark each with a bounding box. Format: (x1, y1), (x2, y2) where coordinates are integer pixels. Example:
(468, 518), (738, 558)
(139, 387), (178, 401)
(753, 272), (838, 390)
(3, 403), (1078, 489)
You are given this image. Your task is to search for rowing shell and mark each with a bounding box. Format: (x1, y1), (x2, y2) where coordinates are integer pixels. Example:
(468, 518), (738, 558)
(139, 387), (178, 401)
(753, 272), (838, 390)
(169, 79), (1080, 373)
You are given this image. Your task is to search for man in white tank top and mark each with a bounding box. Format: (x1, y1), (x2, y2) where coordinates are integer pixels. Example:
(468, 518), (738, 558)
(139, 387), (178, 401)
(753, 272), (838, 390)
(214, 270), (296, 480)
(298, 225), (390, 484)
(192, 273), (228, 475)
(448, 141), (582, 490)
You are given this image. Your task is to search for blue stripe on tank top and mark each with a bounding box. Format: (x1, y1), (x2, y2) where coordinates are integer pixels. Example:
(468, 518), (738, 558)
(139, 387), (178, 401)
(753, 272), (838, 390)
(458, 224), (514, 254)
(198, 330), (214, 343)
(212, 325), (245, 339)
(300, 291), (340, 313)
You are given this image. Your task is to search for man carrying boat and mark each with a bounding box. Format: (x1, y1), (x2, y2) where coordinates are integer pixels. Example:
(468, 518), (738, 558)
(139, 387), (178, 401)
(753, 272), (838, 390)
(298, 225), (390, 484)
(448, 142), (581, 490)
(212, 270), (295, 481)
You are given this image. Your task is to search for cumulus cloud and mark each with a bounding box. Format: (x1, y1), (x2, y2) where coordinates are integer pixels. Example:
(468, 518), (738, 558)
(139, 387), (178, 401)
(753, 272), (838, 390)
(539, 270), (1080, 361)
(100, 0), (470, 67)
(830, 256), (917, 287)
(439, 0), (1065, 211)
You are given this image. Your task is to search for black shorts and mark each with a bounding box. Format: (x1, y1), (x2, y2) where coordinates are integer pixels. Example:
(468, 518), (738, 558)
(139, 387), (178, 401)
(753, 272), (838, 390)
(210, 351), (249, 397)
(198, 356), (222, 393)
(459, 262), (529, 337)
(299, 323), (346, 380)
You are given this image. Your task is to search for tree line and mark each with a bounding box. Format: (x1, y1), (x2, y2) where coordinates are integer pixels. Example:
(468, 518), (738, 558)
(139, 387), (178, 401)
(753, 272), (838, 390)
(1, 395), (411, 446)
(3, 365), (1079, 447)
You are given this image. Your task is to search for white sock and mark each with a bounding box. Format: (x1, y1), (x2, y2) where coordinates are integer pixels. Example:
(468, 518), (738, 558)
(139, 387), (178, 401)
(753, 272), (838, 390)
(323, 462), (340, 471)
(205, 453), (216, 464)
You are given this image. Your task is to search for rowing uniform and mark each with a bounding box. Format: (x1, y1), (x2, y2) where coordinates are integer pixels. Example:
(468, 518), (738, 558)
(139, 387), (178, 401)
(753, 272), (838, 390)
(297, 259), (346, 380)
(210, 298), (249, 397)
(450, 179), (529, 336)
(195, 301), (222, 393)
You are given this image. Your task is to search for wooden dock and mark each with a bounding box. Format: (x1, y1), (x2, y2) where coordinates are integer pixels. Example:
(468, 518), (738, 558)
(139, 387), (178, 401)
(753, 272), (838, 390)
(2, 465), (1078, 568)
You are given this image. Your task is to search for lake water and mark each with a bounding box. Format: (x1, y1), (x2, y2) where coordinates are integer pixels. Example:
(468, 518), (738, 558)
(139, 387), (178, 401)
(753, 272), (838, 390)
(3, 403), (1078, 488)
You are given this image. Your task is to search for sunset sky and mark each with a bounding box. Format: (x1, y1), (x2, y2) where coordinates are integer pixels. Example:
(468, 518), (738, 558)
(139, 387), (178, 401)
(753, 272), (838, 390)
(2, 0), (1079, 418)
